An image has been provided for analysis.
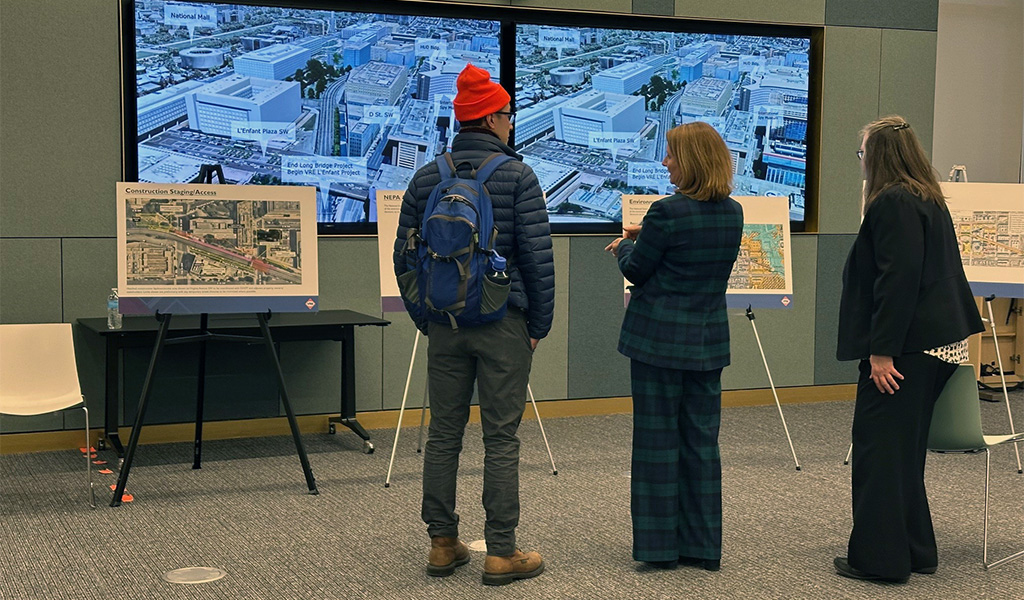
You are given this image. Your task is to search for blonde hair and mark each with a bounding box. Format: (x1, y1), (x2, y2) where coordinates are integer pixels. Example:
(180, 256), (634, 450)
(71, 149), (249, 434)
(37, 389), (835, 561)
(665, 121), (733, 201)
(861, 115), (945, 212)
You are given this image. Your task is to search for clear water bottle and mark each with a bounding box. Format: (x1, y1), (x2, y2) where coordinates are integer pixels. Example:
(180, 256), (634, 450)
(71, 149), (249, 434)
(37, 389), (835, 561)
(487, 254), (510, 286)
(107, 288), (122, 329)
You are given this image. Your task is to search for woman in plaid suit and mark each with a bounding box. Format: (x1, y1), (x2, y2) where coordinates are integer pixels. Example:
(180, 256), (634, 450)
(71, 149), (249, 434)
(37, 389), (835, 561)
(607, 122), (743, 572)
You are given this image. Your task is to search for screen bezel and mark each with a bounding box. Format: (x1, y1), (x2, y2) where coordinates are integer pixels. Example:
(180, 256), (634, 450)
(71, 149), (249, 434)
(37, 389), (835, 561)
(119, 0), (822, 236)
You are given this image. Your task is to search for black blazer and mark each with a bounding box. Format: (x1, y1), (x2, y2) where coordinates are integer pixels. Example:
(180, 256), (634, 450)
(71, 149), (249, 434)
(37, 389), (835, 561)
(836, 186), (983, 361)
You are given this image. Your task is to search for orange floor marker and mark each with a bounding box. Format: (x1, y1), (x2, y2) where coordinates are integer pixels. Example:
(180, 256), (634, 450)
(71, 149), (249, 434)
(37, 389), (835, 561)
(98, 469), (114, 474)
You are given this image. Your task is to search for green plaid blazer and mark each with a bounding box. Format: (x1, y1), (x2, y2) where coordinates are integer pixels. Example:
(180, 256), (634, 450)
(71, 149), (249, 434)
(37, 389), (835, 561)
(617, 193), (743, 371)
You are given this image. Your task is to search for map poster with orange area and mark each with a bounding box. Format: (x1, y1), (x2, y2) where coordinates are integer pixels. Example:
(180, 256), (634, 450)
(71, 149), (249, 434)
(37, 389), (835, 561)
(941, 182), (1024, 298)
(116, 182), (318, 315)
(619, 195), (793, 309)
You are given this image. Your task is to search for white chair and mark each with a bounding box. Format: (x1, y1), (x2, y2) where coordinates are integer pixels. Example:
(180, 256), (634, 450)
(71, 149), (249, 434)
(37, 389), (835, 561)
(928, 364), (1023, 569)
(0, 323), (95, 508)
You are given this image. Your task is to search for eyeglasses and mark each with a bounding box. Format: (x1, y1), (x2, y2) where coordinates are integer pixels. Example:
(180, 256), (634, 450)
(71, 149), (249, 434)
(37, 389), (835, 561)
(856, 150), (864, 160)
(495, 110), (516, 125)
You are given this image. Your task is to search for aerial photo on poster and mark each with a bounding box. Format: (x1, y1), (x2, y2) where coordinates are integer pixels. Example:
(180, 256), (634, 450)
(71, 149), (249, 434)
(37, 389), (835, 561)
(133, 1), (500, 224)
(515, 24), (811, 224)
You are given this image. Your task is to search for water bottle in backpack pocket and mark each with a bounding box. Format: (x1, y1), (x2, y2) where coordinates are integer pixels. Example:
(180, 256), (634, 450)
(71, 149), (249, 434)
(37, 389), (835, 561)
(399, 152), (514, 330)
(480, 253), (511, 315)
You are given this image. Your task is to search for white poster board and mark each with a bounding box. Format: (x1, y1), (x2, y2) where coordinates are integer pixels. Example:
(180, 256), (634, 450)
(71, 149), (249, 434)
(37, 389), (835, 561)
(941, 182), (1024, 298)
(117, 182), (318, 314)
(620, 195), (793, 308)
(376, 189), (406, 312)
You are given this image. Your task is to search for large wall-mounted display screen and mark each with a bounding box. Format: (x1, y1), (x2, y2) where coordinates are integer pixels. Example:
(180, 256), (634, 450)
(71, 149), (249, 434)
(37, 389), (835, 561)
(123, 1), (819, 234)
(126, 1), (500, 232)
(514, 24), (812, 229)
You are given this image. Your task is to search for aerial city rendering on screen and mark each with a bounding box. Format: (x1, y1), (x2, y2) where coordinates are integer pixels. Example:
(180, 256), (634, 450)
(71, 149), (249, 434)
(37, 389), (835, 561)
(133, 3), (811, 226)
(134, 1), (500, 224)
(515, 25), (811, 223)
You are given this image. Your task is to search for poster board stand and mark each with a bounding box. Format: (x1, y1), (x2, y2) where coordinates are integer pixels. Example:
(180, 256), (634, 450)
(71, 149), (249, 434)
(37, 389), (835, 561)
(376, 190), (556, 488)
(621, 195), (799, 470)
(745, 306), (801, 471)
(111, 174), (321, 506)
(111, 311), (319, 506)
(981, 295), (1023, 474)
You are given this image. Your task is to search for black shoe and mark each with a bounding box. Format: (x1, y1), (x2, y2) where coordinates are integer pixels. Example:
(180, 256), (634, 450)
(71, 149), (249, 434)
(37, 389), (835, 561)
(640, 560), (678, 570)
(834, 557), (908, 584)
(912, 565), (937, 574)
(678, 556), (720, 571)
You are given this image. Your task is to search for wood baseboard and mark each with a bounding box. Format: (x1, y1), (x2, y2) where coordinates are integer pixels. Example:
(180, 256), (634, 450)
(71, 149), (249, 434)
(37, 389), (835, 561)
(0, 384), (855, 455)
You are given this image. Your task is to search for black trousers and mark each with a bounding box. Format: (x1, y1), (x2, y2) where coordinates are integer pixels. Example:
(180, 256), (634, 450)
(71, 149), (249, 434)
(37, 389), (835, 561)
(847, 352), (957, 579)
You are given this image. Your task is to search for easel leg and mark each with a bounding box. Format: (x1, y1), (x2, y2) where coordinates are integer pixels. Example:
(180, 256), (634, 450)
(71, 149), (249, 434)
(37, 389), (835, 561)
(984, 297), (1023, 473)
(386, 330), (420, 488)
(527, 384), (557, 475)
(193, 313), (208, 470)
(745, 306), (801, 471)
(257, 313), (318, 494)
(112, 313), (172, 507)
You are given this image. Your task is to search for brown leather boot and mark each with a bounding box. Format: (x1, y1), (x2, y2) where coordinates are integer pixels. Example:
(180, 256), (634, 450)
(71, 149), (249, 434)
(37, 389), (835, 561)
(482, 549), (544, 586)
(427, 536), (470, 577)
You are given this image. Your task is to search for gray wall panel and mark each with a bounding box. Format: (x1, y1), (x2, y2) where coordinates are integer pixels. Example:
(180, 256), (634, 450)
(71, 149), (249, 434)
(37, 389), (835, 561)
(0, 238), (63, 324)
(62, 238), (118, 426)
(813, 234), (858, 385)
(722, 235), (817, 389)
(0, 413), (64, 435)
(0, 0), (121, 238)
(674, 0), (824, 25)
(567, 236), (631, 399)
(382, 314), (429, 411)
(879, 29), (938, 157)
(817, 26), (881, 235)
(530, 237), (570, 402)
(62, 238), (117, 322)
(514, 0), (631, 13)
(825, 0), (938, 31)
(633, 0), (673, 16)
(315, 237), (383, 412)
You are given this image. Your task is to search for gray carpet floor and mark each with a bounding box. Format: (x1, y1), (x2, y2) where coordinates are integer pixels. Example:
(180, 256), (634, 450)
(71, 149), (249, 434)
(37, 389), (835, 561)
(2, 394), (1023, 600)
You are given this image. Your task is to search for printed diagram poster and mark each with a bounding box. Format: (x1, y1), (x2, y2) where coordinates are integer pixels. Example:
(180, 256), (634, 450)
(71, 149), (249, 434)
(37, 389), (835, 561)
(117, 182), (318, 314)
(942, 182), (1024, 298)
(376, 190), (405, 312)
(620, 195), (793, 308)
(729, 196), (793, 307)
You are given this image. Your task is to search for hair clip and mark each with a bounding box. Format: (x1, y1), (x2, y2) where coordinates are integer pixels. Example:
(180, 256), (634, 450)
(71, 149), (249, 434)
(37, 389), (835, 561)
(892, 122), (910, 130)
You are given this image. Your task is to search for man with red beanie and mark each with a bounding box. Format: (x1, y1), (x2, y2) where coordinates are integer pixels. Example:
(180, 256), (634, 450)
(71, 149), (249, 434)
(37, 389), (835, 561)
(393, 63), (553, 586)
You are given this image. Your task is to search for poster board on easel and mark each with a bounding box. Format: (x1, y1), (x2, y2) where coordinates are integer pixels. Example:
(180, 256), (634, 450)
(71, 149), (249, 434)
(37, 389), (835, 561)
(620, 195), (794, 309)
(117, 182), (318, 314)
(941, 182), (1024, 298)
(376, 189), (406, 313)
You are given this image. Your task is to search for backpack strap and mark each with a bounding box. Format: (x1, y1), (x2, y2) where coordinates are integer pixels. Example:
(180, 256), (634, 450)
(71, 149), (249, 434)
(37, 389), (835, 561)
(474, 153), (514, 184)
(435, 153), (457, 180)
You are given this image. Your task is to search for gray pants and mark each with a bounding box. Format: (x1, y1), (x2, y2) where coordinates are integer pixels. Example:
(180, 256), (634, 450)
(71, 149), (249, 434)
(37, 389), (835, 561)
(422, 310), (533, 556)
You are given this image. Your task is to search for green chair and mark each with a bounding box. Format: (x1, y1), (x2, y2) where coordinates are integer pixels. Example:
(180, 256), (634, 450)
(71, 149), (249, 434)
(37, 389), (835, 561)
(928, 364), (1023, 569)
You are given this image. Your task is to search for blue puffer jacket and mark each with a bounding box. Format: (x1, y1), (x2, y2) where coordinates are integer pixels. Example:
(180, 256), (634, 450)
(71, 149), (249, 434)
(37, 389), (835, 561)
(393, 131), (555, 340)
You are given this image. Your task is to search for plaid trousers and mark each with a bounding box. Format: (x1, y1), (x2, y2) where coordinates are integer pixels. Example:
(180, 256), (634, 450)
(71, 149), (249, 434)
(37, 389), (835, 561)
(630, 359), (723, 562)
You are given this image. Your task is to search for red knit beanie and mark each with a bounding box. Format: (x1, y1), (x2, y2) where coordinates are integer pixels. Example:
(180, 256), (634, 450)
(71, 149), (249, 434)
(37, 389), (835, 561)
(453, 64), (510, 122)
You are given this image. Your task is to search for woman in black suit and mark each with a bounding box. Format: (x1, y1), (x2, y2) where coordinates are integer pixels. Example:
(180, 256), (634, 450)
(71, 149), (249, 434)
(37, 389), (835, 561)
(834, 116), (984, 583)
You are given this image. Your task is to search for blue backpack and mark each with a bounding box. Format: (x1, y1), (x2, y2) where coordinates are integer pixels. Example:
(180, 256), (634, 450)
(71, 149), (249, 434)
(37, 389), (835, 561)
(400, 152), (514, 330)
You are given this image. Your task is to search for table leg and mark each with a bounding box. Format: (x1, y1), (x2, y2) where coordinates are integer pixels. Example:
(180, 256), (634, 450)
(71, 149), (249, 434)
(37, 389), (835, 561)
(102, 335), (125, 457)
(328, 325), (373, 453)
